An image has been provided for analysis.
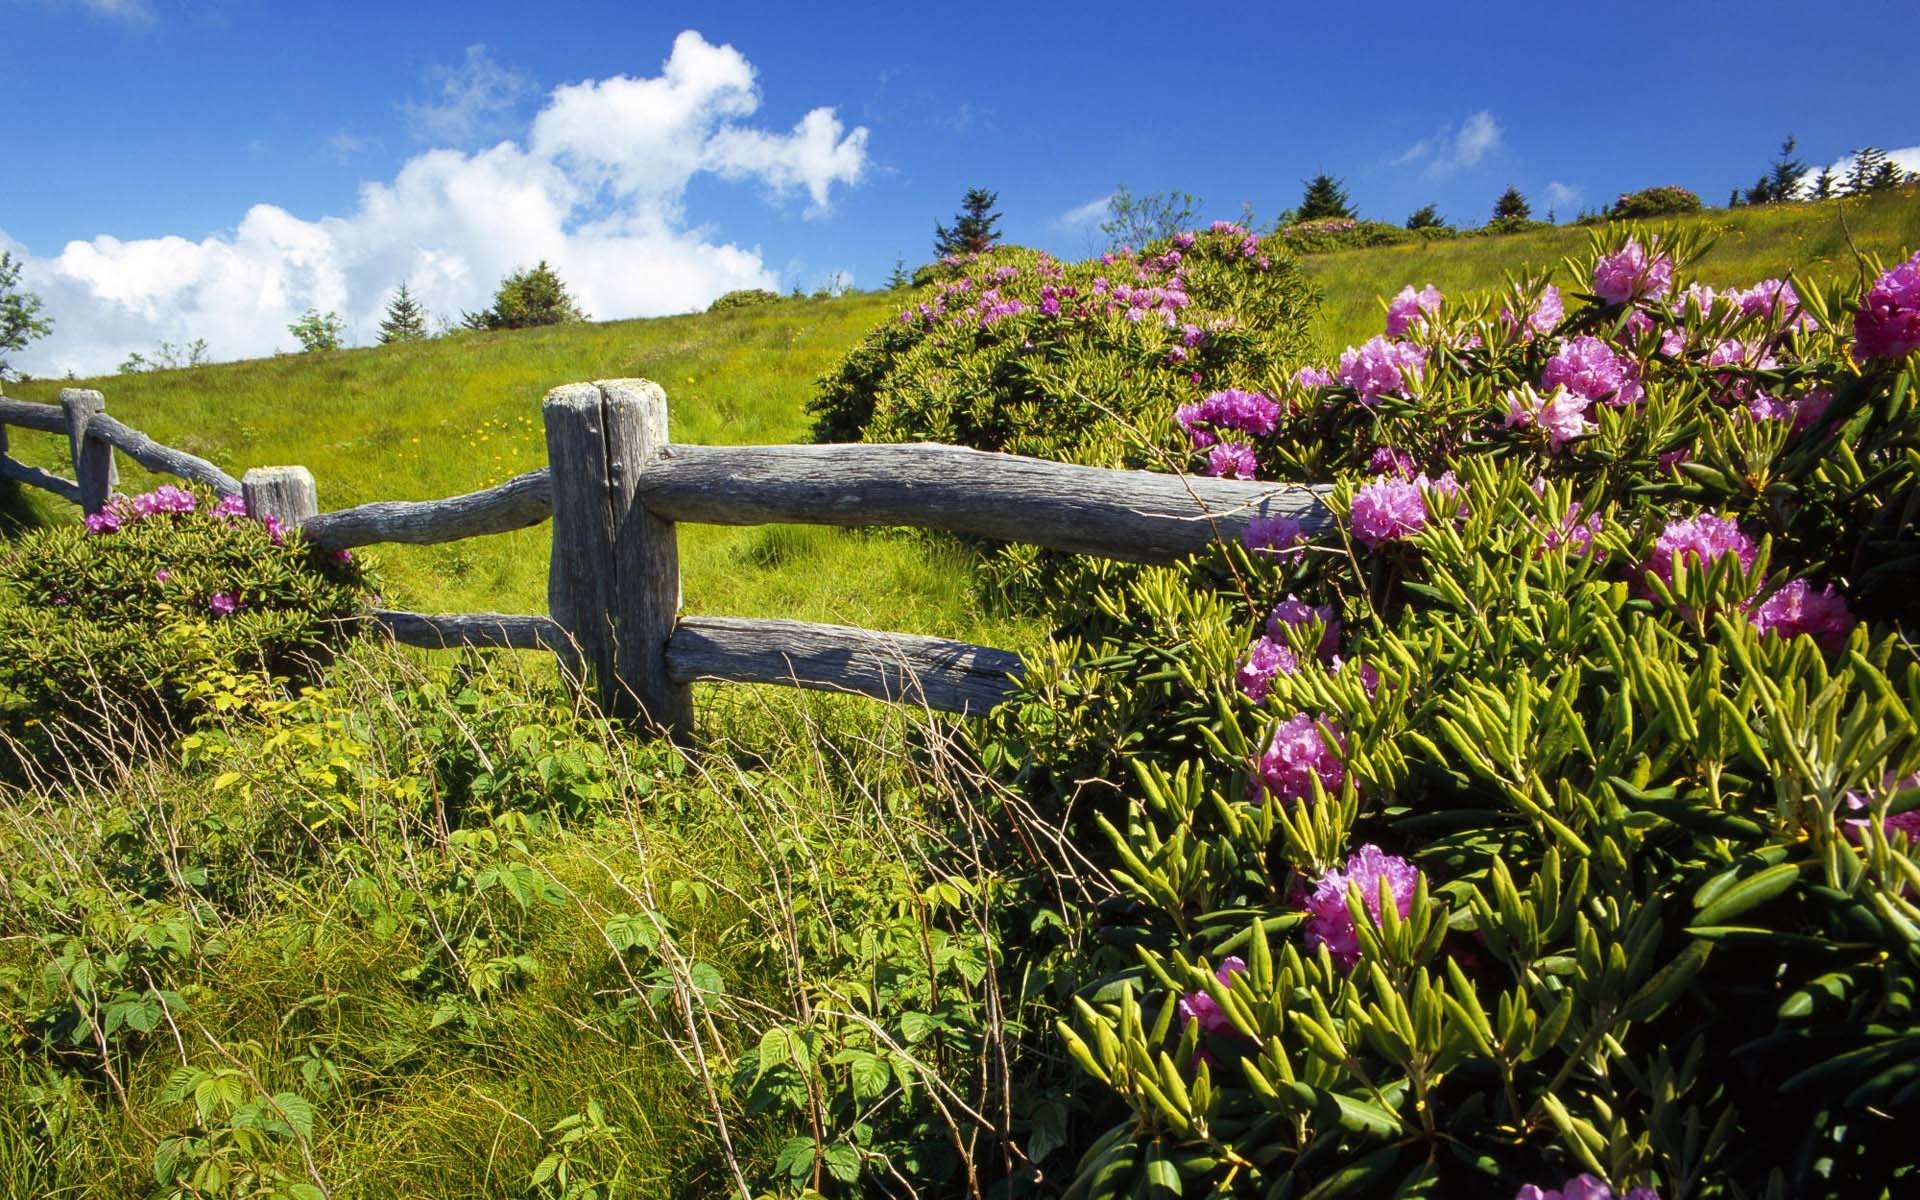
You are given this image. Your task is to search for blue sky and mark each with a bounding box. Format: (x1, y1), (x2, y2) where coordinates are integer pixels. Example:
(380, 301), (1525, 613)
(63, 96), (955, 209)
(5, 0), (1917, 374)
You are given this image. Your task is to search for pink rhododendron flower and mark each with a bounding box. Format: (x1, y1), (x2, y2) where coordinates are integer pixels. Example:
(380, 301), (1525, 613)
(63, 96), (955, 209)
(1207, 442), (1259, 479)
(1842, 773), (1920, 846)
(1176, 956), (1247, 1037)
(1256, 713), (1346, 803)
(1294, 364), (1334, 389)
(1854, 250), (1920, 360)
(1733, 278), (1811, 330)
(1501, 284), (1564, 339)
(1542, 336), (1644, 406)
(1504, 383), (1595, 450)
(207, 592), (240, 617)
(1540, 503), (1605, 557)
(1516, 1176), (1658, 1200)
(1746, 386), (1831, 434)
(1267, 595), (1339, 661)
(1349, 476), (1428, 549)
(1304, 844), (1420, 968)
(1384, 283), (1443, 336)
(1242, 514), (1304, 556)
(1642, 514), (1757, 591)
(1678, 282), (1719, 317)
(1336, 337), (1426, 403)
(1592, 240), (1674, 304)
(1237, 637), (1299, 702)
(1368, 446), (1417, 477)
(83, 509), (122, 535)
(1750, 578), (1855, 649)
(212, 493), (249, 520)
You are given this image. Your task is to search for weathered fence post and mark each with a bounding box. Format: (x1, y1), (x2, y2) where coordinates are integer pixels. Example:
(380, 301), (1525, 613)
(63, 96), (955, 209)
(543, 378), (692, 737)
(242, 466), (319, 526)
(59, 388), (116, 514)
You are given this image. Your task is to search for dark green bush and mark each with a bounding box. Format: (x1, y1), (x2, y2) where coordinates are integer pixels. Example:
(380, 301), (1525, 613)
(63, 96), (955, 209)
(1274, 218), (1450, 254)
(1609, 185), (1703, 220)
(707, 288), (782, 313)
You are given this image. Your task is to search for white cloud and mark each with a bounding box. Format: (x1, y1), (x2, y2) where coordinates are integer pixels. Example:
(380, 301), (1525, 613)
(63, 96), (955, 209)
(1394, 110), (1503, 176)
(402, 44), (535, 144)
(7, 30), (870, 376)
(45, 0), (155, 25)
(1053, 194), (1113, 233)
(326, 131), (366, 162)
(1543, 181), (1583, 212)
(1796, 145), (1920, 196)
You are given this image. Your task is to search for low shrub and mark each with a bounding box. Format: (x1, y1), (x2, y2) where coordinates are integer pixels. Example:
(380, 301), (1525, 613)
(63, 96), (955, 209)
(707, 288), (782, 313)
(1274, 218), (1452, 254)
(989, 232), (1920, 1196)
(1609, 185), (1703, 220)
(0, 484), (368, 775)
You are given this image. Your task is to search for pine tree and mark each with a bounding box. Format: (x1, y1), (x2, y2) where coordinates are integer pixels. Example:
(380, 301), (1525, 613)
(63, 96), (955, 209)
(1492, 186), (1531, 222)
(1847, 147), (1894, 195)
(1811, 167), (1837, 200)
(932, 189), (1002, 257)
(1296, 174), (1355, 221)
(1765, 136), (1807, 202)
(1404, 204), (1444, 231)
(462, 261), (587, 331)
(377, 283), (429, 344)
(886, 258), (911, 289)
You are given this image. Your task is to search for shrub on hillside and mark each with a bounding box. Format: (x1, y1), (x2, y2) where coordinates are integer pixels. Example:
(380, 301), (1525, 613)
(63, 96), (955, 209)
(461, 261), (587, 331)
(0, 485), (368, 775)
(1276, 217), (1454, 253)
(707, 288), (782, 313)
(1609, 185), (1703, 220)
(987, 232), (1920, 1197)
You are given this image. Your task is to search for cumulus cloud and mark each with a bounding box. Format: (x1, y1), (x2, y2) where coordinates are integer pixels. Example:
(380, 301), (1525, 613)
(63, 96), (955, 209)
(7, 30), (869, 376)
(1394, 110), (1503, 176)
(1053, 194), (1113, 233)
(1543, 181), (1583, 212)
(1796, 145), (1920, 195)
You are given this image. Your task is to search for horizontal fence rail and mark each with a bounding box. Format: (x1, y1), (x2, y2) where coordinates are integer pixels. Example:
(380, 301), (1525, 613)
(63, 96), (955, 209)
(0, 379), (1334, 735)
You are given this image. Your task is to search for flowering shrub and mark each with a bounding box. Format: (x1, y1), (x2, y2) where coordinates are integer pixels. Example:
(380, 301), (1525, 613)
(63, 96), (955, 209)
(1605, 185), (1702, 221)
(0, 483), (368, 771)
(992, 227), (1920, 1196)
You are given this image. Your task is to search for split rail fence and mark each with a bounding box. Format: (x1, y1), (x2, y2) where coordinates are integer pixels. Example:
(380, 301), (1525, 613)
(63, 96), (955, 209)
(0, 380), (1331, 738)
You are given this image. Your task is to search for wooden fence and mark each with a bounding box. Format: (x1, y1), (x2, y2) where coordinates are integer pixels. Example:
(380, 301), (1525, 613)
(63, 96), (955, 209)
(0, 380), (1332, 737)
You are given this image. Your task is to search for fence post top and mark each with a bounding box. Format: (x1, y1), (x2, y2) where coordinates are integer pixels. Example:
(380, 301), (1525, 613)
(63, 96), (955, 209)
(541, 379), (667, 416)
(241, 464), (315, 487)
(58, 388), (105, 409)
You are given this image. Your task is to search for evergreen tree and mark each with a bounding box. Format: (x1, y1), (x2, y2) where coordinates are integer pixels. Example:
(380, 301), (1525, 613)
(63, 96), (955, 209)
(1492, 186), (1532, 222)
(886, 258), (911, 289)
(462, 261), (587, 331)
(377, 283), (429, 344)
(932, 188), (1002, 257)
(1846, 147), (1899, 195)
(1404, 203), (1444, 231)
(1296, 174), (1355, 221)
(1811, 167), (1837, 200)
(0, 251), (51, 379)
(1745, 136), (1807, 204)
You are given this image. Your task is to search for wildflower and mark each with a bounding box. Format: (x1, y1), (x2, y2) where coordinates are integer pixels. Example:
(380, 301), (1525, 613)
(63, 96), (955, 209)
(1368, 446), (1417, 477)
(1516, 1176), (1658, 1200)
(1195, 388), (1281, 438)
(1746, 385), (1830, 433)
(1255, 713), (1346, 803)
(1207, 442), (1259, 479)
(1592, 240), (1674, 304)
(1501, 284), (1564, 338)
(1540, 502), (1605, 557)
(1750, 578), (1855, 649)
(154, 569), (171, 583)
(1294, 364), (1334, 389)
(1242, 514), (1304, 557)
(207, 592), (240, 617)
(1642, 514), (1756, 591)
(1853, 249), (1920, 359)
(1348, 476), (1427, 549)
(1504, 383), (1595, 450)
(1176, 956), (1247, 1037)
(1733, 278), (1811, 330)
(1237, 637), (1299, 702)
(212, 493), (249, 520)
(1541, 335), (1643, 406)
(1304, 844), (1420, 968)
(83, 509), (122, 535)
(1336, 336), (1426, 403)
(330, 548), (355, 565)
(1384, 283), (1443, 336)
(1266, 595), (1339, 662)
(1841, 773), (1920, 846)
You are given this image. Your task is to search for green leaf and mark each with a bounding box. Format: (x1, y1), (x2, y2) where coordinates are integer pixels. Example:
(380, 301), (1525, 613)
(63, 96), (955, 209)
(1693, 862), (1801, 927)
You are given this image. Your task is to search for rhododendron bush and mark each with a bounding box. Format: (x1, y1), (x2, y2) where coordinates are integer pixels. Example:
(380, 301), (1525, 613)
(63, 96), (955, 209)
(986, 232), (1920, 1197)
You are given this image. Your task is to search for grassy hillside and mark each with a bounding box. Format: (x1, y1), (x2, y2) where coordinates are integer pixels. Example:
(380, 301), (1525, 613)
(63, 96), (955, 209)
(1301, 187), (1920, 353)
(5, 293), (1030, 654)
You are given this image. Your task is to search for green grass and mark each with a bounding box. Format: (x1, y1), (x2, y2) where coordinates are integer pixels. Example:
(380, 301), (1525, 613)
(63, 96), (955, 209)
(1301, 187), (1920, 354)
(5, 293), (1029, 655)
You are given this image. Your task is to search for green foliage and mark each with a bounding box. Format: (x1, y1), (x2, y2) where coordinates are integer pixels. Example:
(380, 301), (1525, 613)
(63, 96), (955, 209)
(462, 260), (587, 331)
(120, 338), (210, 374)
(1296, 174), (1356, 222)
(1746, 135), (1809, 205)
(1405, 204), (1446, 231)
(1276, 218), (1440, 254)
(286, 310), (344, 353)
(1845, 147), (1911, 196)
(932, 188), (1002, 258)
(0, 486), (367, 772)
(1493, 185), (1533, 222)
(1608, 186), (1702, 220)
(1100, 186), (1203, 250)
(0, 250), (52, 379)
(707, 288), (781, 313)
(377, 282), (429, 344)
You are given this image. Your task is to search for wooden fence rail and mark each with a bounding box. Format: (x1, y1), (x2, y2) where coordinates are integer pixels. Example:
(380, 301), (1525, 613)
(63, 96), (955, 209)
(0, 379), (1333, 737)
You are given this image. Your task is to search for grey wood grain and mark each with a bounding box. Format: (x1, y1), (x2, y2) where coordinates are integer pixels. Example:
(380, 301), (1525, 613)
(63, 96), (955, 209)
(638, 443), (1331, 563)
(664, 615), (1022, 714)
(0, 397), (68, 434)
(242, 466), (318, 526)
(0, 455), (83, 504)
(59, 390), (115, 514)
(371, 609), (567, 652)
(299, 468), (552, 549)
(93, 414), (242, 495)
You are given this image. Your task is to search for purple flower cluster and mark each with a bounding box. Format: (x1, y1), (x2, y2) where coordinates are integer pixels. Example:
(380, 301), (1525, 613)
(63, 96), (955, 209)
(1236, 636), (1299, 702)
(1256, 712), (1346, 802)
(1750, 578), (1856, 649)
(1541, 336), (1643, 406)
(1241, 514), (1305, 557)
(1176, 956), (1246, 1037)
(1336, 336), (1426, 403)
(1516, 1176), (1658, 1200)
(1348, 476), (1429, 549)
(1500, 284), (1565, 339)
(1504, 384), (1595, 451)
(1206, 442), (1259, 479)
(207, 592), (240, 617)
(1842, 773), (1920, 846)
(1304, 844), (1421, 968)
(1854, 249), (1920, 360)
(1642, 514), (1757, 591)
(83, 485), (202, 535)
(1176, 388), (1282, 448)
(1591, 240), (1675, 305)
(1384, 284), (1443, 337)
